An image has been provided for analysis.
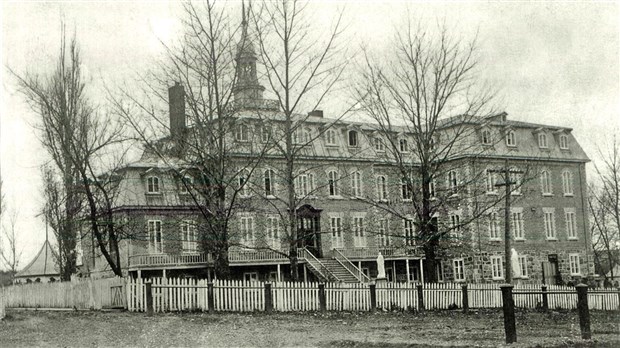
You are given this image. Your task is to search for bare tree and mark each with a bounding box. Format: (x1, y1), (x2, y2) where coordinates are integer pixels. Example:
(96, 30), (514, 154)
(12, 26), (127, 278)
(0, 207), (22, 273)
(250, 0), (349, 280)
(589, 139), (620, 284)
(352, 18), (514, 282)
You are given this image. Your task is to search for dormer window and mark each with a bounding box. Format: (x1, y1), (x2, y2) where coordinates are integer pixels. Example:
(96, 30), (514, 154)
(399, 139), (409, 153)
(179, 176), (193, 193)
(236, 124), (250, 142)
(374, 137), (385, 152)
(559, 134), (569, 149)
(293, 127), (311, 144)
(147, 176), (160, 194)
(325, 129), (337, 146)
(538, 133), (548, 148)
(481, 129), (492, 145)
(260, 126), (271, 143)
(348, 130), (358, 147)
(506, 130), (516, 147)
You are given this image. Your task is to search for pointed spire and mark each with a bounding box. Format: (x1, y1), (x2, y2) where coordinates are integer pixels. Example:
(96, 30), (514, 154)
(242, 0), (247, 25)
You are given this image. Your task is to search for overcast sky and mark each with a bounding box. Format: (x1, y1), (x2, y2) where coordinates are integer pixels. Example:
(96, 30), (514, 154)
(1, 1), (618, 267)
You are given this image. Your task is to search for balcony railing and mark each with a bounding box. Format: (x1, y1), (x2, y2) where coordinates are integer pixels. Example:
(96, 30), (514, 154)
(228, 249), (289, 264)
(129, 253), (212, 269)
(336, 246), (422, 260)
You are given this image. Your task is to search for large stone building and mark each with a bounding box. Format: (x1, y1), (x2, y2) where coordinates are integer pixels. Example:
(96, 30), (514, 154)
(80, 9), (592, 285)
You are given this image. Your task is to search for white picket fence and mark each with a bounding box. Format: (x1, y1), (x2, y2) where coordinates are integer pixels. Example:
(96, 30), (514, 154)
(0, 292), (5, 319)
(0, 277), (125, 310)
(126, 277), (620, 313)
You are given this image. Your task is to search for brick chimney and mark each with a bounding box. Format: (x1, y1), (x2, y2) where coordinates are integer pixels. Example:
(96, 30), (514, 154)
(169, 82), (186, 139)
(308, 110), (323, 118)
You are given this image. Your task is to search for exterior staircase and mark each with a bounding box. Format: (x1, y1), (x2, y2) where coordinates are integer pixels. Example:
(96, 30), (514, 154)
(319, 259), (360, 283)
(299, 247), (370, 283)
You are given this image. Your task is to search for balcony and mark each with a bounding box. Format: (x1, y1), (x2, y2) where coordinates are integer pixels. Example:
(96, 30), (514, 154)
(335, 246), (422, 260)
(229, 249), (289, 265)
(128, 253), (212, 271)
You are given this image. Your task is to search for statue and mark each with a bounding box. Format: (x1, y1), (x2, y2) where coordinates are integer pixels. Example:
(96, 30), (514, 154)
(511, 248), (521, 279)
(376, 252), (386, 280)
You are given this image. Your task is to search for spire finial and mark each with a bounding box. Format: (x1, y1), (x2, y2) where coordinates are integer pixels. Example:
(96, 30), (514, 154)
(242, 0), (247, 25)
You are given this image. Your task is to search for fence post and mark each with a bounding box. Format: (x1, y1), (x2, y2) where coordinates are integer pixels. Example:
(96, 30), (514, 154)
(541, 285), (549, 312)
(576, 284), (591, 340)
(500, 284), (517, 344)
(207, 282), (215, 314)
(318, 283), (326, 313)
(369, 283), (377, 312)
(416, 284), (424, 312)
(145, 281), (153, 316)
(462, 284), (469, 314)
(264, 282), (273, 313)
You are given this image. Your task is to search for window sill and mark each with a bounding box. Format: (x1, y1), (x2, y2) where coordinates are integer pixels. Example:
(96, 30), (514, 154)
(489, 239), (501, 242)
(146, 192), (163, 196)
(564, 193), (574, 197)
(511, 192), (522, 196)
(376, 199), (389, 203)
(546, 238), (558, 241)
(401, 198), (412, 202)
(325, 143), (338, 147)
(328, 195), (345, 200)
(265, 195), (277, 200)
(542, 193), (554, 197)
(492, 277), (505, 281)
(568, 237), (578, 241)
(514, 238), (525, 242)
(486, 192), (499, 196)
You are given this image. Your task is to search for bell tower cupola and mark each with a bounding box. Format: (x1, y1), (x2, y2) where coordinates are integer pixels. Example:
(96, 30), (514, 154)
(234, 0), (265, 108)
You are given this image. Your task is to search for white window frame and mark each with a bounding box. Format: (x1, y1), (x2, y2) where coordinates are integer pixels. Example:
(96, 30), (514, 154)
(488, 211), (500, 241)
(325, 129), (337, 146)
(179, 175), (192, 194)
(486, 170), (498, 195)
(148, 220), (163, 253)
(428, 178), (436, 198)
(491, 255), (504, 280)
(543, 207), (557, 240)
(510, 172), (522, 195)
(518, 255), (528, 278)
(352, 214), (367, 248)
(481, 129), (492, 145)
(264, 169), (275, 197)
(330, 215), (344, 249)
(450, 213), (461, 241)
(541, 170), (552, 196)
(559, 134), (569, 149)
(236, 124), (250, 142)
(348, 130), (358, 147)
(399, 138), (408, 153)
(401, 178), (412, 200)
(377, 218), (390, 247)
(295, 172), (315, 197)
(562, 170), (574, 196)
(403, 217), (415, 246)
(147, 176), (160, 194)
(538, 133), (548, 148)
(351, 171), (362, 197)
(266, 216), (280, 250)
(238, 170), (251, 197)
(327, 170), (339, 197)
(376, 175), (388, 201)
(569, 253), (581, 275)
(512, 207), (525, 240)
(565, 208), (577, 240)
(374, 137), (385, 152)
(448, 170), (459, 195)
(239, 215), (255, 248)
(453, 259), (465, 282)
(244, 272), (259, 282)
(261, 126), (271, 143)
(436, 261), (445, 282)
(181, 220), (198, 253)
(506, 130), (516, 147)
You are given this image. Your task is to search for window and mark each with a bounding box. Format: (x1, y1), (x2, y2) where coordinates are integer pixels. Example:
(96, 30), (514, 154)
(538, 133), (548, 148)
(261, 126), (271, 143)
(264, 169), (275, 196)
(238, 170), (251, 197)
(399, 139), (408, 153)
(148, 220), (163, 253)
(352, 216), (366, 247)
(147, 176), (160, 194)
(569, 253), (581, 275)
(179, 176), (192, 194)
(512, 208), (524, 240)
(565, 208), (577, 240)
(236, 124), (249, 142)
(403, 218), (415, 246)
(374, 137), (385, 152)
(453, 259), (465, 281)
(436, 261), (445, 282)
(488, 211), (500, 241)
(543, 208), (556, 240)
(541, 170), (552, 195)
(330, 216), (343, 248)
(181, 220), (197, 252)
(267, 216), (280, 250)
(559, 134), (569, 149)
(562, 171), (573, 196)
(240, 215), (255, 247)
(510, 172), (522, 195)
(376, 176), (388, 201)
(428, 178), (436, 198)
(377, 219), (390, 247)
(244, 272), (259, 282)
(506, 130), (516, 147)
(293, 127), (311, 144)
(348, 130), (358, 147)
(401, 178), (412, 200)
(295, 173), (314, 197)
(325, 129), (337, 146)
(450, 214), (461, 241)
(448, 170), (458, 194)
(491, 256), (503, 280)
(327, 170), (339, 197)
(518, 255), (528, 278)
(481, 129), (492, 145)
(351, 171), (362, 197)
(486, 170), (498, 194)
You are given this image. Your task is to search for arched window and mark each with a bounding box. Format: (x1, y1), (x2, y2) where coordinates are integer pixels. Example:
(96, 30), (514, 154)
(538, 133), (548, 148)
(261, 126), (271, 143)
(481, 129), (492, 145)
(264, 169), (275, 196)
(348, 130), (358, 147)
(399, 139), (408, 152)
(374, 137), (385, 152)
(351, 171), (362, 197)
(562, 170), (573, 195)
(448, 170), (459, 194)
(328, 170), (339, 196)
(401, 178), (412, 200)
(325, 129), (337, 146)
(239, 170), (251, 196)
(377, 175), (388, 201)
(236, 124), (249, 142)
(486, 170), (498, 194)
(506, 130), (516, 147)
(147, 176), (160, 194)
(541, 170), (552, 195)
(559, 134), (569, 149)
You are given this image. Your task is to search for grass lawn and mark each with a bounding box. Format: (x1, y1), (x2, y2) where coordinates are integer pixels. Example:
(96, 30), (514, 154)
(0, 309), (618, 347)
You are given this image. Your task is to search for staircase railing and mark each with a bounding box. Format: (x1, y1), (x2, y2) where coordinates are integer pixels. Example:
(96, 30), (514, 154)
(333, 248), (372, 282)
(299, 248), (341, 282)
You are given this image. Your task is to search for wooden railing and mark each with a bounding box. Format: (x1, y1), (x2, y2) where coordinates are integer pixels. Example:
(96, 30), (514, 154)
(228, 249), (289, 264)
(336, 246), (421, 260)
(299, 248), (340, 282)
(333, 249), (371, 282)
(129, 253), (212, 269)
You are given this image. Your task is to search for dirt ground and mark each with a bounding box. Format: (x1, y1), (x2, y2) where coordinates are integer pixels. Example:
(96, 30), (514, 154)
(0, 309), (618, 347)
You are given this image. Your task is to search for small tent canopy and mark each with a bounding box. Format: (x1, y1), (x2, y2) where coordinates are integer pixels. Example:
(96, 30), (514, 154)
(14, 240), (60, 283)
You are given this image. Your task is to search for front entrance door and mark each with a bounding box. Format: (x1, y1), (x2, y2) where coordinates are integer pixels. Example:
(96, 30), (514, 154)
(297, 204), (322, 258)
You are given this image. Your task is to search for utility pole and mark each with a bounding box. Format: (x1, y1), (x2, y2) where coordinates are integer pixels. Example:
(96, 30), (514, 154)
(490, 160), (524, 284)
